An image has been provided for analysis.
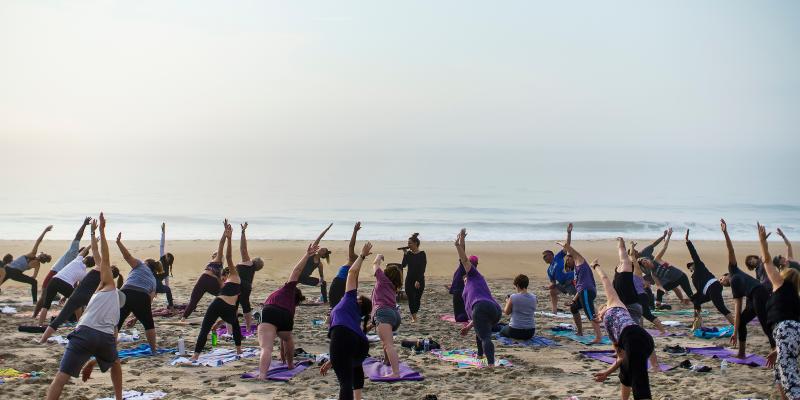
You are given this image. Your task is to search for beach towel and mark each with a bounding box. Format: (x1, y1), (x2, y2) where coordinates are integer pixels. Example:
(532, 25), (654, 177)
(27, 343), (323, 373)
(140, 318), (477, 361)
(661, 320), (684, 327)
(0, 368), (44, 384)
(362, 357), (424, 382)
(692, 325), (734, 339)
(685, 346), (767, 367)
(494, 334), (560, 347)
(1, 306), (17, 314)
(241, 360), (313, 381)
(653, 309), (708, 316)
(645, 329), (686, 337)
(170, 347), (259, 367)
(535, 311), (583, 320)
(97, 390), (167, 400)
(550, 329), (611, 345)
(580, 350), (676, 372)
(118, 344), (176, 360)
(217, 324), (258, 338)
(47, 335), (70, 345)
(431, 349), (512, 368)
(118, 330), (140, 343)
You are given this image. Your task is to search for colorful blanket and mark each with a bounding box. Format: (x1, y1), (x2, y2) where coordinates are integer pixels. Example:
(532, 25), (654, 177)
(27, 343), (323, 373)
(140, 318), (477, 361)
(692, 325), (734, 339)
(97, 390), (167, 400)
(494, 334), (560, 347)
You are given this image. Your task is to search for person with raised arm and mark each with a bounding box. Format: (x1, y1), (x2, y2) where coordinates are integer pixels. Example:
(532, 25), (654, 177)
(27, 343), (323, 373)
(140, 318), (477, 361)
(154, 222), (174, 311)
(297, 223), (333, 303)
(34, 217), (91, 318)
(401, 232), (427, 323)
(37, 244), (93, 327)
(683, 229), (735, 328)
(321, 242), (374, 400)
(329, 222), (361, 310)
(448, 255), (476, 323)
(455, 229), (502, 366)
(613, 237), (644, 325)
(0, 225), (54, 303)
(116, 231), (159, 353)
(559, 223), (603, 343)
(256, 229), (325, 380)
(637, 228), (694, 308)
(370, 242), (404, 377)
(591, 258), (655, 400)
(773, 228), (800, 273)
(181, 230), (228, 321)
(188, 221), (244, 361)
(236, 222), (264, 331)
(544, 245), (575, 314)
(629, 244), (667, 335)
(46, 213), (124, 400)
(758, 223), (800, 399)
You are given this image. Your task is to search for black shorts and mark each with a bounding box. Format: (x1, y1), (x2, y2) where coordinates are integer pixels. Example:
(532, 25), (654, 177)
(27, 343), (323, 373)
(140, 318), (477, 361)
(618, 324), (654, 399)
(570, 289), (597, 320)
(260, 304), (294, 332)
(60, 326), (118, 378)
(554, 281), (577, 295)
(43, 277), (75, 309)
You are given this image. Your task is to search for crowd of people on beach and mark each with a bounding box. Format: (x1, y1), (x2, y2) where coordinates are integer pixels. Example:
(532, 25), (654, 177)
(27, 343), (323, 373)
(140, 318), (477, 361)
(0, 214), (798, 400)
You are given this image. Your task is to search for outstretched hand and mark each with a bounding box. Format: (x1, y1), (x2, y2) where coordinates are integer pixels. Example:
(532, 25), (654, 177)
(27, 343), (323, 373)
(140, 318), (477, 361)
(241, 222), (248, 231)
(84, 216), (92, 226)
(720, 219), (727, 233)
(90, 219), (98, 232)
(757, 223), (768, 242)
(44, 225), (54, 233)
(161, 222), (166, 232)
(224, 223), (233, 238)
(307, 243), (320, 256)
(777, 227), (786, 239)
(361, 242), (373, 258)
(99, 212), (106, 229)
(374, 254), (384, 264)
(667, 227), (673, 237)
(685, 229), (690, 242)
(354, 221), (361, 232)
(567, 223), (573, 234)
(116, 232), (122, 243)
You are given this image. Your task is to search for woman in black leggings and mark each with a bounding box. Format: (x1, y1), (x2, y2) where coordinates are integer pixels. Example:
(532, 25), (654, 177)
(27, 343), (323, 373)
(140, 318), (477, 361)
(0, 225), (53, 303)
(235, 222), (264, 331)
(684, 229), (735, 328)
(297, 224), (332, 303)
(402, 233), (426, 323)
(329, 222), (361, 310)
(181, 245), (226, 321)
(155, 222), (174, 310)
(189, 221), (243, 361)
(321, 241), (373, 400)
(116, 232), (159, 354)
(637, 229), (693, 307)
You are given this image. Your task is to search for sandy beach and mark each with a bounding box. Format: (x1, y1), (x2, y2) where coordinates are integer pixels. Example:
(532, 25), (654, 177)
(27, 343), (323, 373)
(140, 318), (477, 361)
(0, 239), (783, 399)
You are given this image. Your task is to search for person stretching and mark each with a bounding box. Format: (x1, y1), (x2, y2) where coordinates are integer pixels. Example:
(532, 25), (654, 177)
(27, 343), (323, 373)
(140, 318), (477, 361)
(297, 223), (333, 303)
(628, 245), (667, 334)
(46, 212), (123, 400)
(559, 223), (603, 343)
(329, 222), (361, 310)
(448, 257), (474, 323)
(0, 225), (53, 303)
(455, 229), (502, 366)
(613, 238), (644, 325)
(591, 260), (655, 400)
(256, 241), (316, 380)
(773, 228), (800, 273)
(501, 274), (537, 340)
(402, 233), (427, 323)
(34, 217), (91, 318)
(544, 247), (575, 314)
(321, 242), (374, 400)
(190, 221), (243, 361)
(181, 243), (226, 321)
(154, 222), (174, 311)
(116, 232), (159, 353)
(37, 245), (92, 326)
(718, 219), (775, 359)
(758, 223), (800, 399)
(684, 229), (735, 328)
(371, 248), (403, 377)
(637, 229), (693, 307)
(235, 222), (264, 330)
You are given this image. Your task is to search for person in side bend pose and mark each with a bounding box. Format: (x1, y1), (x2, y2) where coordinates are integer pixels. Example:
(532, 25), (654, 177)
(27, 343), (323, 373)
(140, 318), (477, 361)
(34, 217), (91, 318)
(758, 223), (800, 400)
(189, 221), (243, 361)
(448, 256), (476, 323)
(455, 229), (502, 366)
(236, 222), (264, 330)
(256, 240), (317, 380)
(297, 223), (333, 303)
(613, 238), (644, 325)
(329, 222), (361, 310)
(718, 219), (775, 359)
(154, 222), (174, 311)
(684, 229), (735, 328)
(558, 223), (603, 343)
(46, 212), (123, 400)
(628, 245), (667, 335)
(544, 246), (575, 314)
(774, 228), (800, 273)
(637, 228), (693, 308)
(321, 242), (374, 400)
(401, 233), (427, 323)
(370, 247), (404, 377)
(591, 260), (656, 400)
(0, 225), (53, 303)
(37, 245), (93, 326)
(181, 238), (227, 321)
(116, 232), (159, 353)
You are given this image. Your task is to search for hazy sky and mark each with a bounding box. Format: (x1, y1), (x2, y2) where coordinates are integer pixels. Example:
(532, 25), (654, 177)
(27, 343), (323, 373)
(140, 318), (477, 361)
(1, 1), (798, 212)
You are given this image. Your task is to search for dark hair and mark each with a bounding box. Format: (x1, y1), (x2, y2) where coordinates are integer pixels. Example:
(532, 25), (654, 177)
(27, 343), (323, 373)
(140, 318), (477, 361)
(358, 295), (373, 332)
(542, 250), (554, 256)
(38, 253), (52, 263)
(513, 274), (529, 289)
(111, 265), (120, 278)
(745, 255), (760, 270)
(686, 262), (695, 269)
(221, 267), (230, 277)
(2, 254), (12, 266)
(409, 233), (420, 246)
(145, 259), (164, 275)
(384, 265), (403, 291)
(83, 256), (96, 269)
(160, 253), (175, 274)
(294, 288), (305, 304)
(319, 248), (331, 264)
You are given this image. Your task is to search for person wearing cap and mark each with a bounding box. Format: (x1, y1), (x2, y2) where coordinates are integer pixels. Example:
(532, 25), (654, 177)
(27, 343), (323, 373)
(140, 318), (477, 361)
(46, 212), (124, 400)
(543, 245), (575, 314)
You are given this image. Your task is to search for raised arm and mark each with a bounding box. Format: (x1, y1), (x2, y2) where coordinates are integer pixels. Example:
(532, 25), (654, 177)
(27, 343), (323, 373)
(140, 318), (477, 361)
(758, 223), (784, 289)
(654, 228), (672, 262)
(348, 222), (361, 264)
(225, 223), (236, 274)
(75, 217), (91, 241)
(237, 222), (250, 263)
(212, 219), (227, 264)
(617, 237), (632, 272)
(115, 233), (140, 268)
(346, 242), (373, 292)
(98, 213), (114, 288)
(777, 228), (794, 261)
(372, 253), (385, 274)
(455, 229), (471, 273)
(289, 243), (320, 283)
(639, 230), (667, 259)
(685, 229), (702, 265)
(721, 219), (737, 269)
(565, 223), (573, 248)
(90, 219), (100, 266)
(160, 222), (166, 258)
(591, 261), (625, 308)
(26, 225), (53, 259)
(313, 223), (333, 247)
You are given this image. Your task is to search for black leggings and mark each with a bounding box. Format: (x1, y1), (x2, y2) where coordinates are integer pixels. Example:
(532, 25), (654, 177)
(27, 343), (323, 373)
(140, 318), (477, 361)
(638, 293), (657, 323)
(618, 324), (654, 400)
(182, 274), (220, 319)
(155, 280), (173, 308)
(42, 278), (74, 310)
(644, 287), (655, 309)
(656, 274), (694, 303)
(738, 286), (775, 347)
(195, 298), (242, 353)
(405, 277), (425, 315)
(692, 281), (730, 315)
(473, 301), (501, 365)
(50, 270), (100, 330)
(237, 283), (252, 314)
(330, 326), (369, 400)
(500, 325), (535, 340)
(328, 277), (346, 309)
(298, 275), (327, 303)
(118, 289), (155, 331)
(452, 291), (468, 322)
(2, 267), (38, 303)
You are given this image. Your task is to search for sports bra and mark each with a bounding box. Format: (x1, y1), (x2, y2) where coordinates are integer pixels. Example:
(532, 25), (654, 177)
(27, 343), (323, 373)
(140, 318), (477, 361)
(219, 281), (241, 296)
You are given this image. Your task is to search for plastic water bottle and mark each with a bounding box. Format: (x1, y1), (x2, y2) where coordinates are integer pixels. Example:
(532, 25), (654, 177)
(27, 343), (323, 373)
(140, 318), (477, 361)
(211, 332), (218, 347)
(177, 338), (186, 356)
(720, 359), (728, 374)
(423, 339), (430, 352)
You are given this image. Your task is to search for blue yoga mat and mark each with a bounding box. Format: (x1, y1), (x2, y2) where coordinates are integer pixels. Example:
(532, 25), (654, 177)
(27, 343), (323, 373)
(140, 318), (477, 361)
(550, 329), (611, 345)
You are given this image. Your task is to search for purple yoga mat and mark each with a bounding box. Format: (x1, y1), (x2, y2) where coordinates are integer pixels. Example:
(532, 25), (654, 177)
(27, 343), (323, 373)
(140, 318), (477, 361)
(685, 346), (767, 367)
(241, 360), (312, 381)
(362, 357), (424, 382)
(580, 350), (676, 372)
(217, 324), (258, 337)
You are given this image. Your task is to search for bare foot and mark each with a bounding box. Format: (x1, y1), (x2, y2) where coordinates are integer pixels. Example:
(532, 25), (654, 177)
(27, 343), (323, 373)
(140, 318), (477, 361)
(590, 338), (602, 344)
(410, 314), (417, 323)
(650, 366), (661, 373)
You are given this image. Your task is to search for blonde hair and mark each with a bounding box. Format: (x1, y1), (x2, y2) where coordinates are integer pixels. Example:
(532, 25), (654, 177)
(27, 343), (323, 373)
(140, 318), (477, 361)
(781, 268), (800, 293)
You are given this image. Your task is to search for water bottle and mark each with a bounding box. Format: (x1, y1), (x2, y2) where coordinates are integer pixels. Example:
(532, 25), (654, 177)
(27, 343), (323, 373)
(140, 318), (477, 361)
(720, 359), (728, 374)
(211, 332), (218, 347)
(423, 339), (430, 352)
(177, 338), (186, 356)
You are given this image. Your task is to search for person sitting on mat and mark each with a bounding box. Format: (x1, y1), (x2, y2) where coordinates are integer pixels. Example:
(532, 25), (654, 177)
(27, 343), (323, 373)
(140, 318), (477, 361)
(501, 274), (537, 340)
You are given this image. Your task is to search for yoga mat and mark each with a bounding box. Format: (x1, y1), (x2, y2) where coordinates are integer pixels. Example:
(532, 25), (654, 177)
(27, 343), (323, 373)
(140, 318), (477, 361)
(661, 320), (684, 327)
(494, 334), (560, 347)
(685, 346), (767, 367)
(17, 325), (46, 333)
(118, 344), (176, 360)
(1, 306), (17, 314)
(362, 357), (424, 382)
(241, 360), (313, 381)
(652, 309), (709, 316)
(431, 349), (512, 368)
(645, 329), (686, 337)
(535, 311), (584, 320)
(96, 390), (167, 400)
(580, 350), (676, 372)
(550, 329), (611, 345)
(692, 325), (734, 339)
(170, 347), (259, 367)
(217, 324), (258, 338)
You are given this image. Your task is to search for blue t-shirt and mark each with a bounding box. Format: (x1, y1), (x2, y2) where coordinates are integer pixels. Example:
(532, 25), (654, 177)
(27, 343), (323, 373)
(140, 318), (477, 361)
(330, 289), (366, 340)
(121, 261), (157, 294)
(335, 265), (350, 280)
(8, 256), (30, 271)
(546, 250), (573, 283)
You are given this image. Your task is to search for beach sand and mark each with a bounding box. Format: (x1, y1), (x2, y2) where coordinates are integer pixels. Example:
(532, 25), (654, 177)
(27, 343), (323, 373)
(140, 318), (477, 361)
(0, 239), (782, 399)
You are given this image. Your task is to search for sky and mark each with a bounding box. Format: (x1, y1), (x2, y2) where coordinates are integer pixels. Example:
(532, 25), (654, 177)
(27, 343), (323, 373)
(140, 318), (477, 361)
(0, 0), (798, 220)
